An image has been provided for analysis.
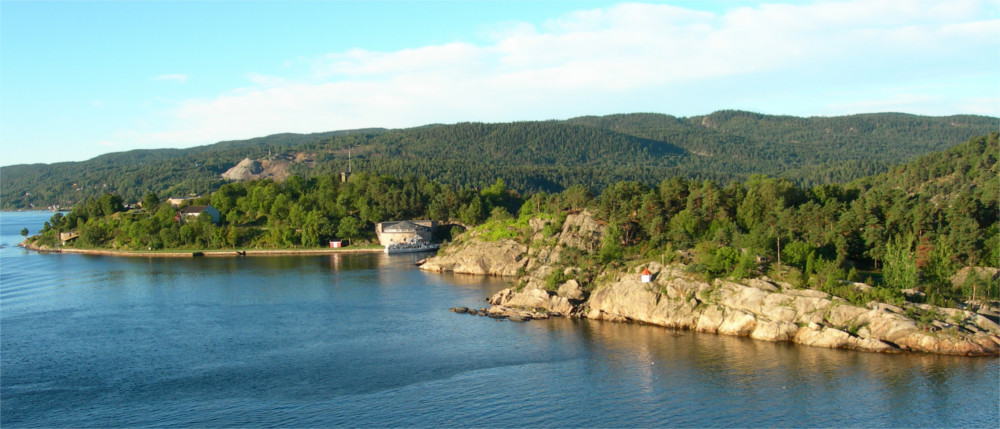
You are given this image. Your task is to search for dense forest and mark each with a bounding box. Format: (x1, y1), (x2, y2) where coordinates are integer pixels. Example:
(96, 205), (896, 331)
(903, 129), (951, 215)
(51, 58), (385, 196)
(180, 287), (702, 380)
(28, 133), (999, 310)
(3, 111), (995, 210)
(30, 173), (519, 250)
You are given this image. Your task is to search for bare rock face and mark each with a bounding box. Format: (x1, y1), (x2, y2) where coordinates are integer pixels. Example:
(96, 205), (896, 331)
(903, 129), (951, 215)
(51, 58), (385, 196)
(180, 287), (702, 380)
(951, 267), (1000, 287)
(485, 305), (551, 321)
(489, 287), (575, 316)
(583, 275), (1000, 356)
(221, 158), (263, 181)
(750, 320), (800, 342)
(557, 279), (585, 301)
(220, 156), (295, 182)
(419, 238), (527, 276)
(557, 210), (605, 252)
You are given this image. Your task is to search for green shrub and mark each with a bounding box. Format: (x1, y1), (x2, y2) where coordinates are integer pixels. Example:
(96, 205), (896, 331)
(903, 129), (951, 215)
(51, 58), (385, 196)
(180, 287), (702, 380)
(729, 250), (758, 280)
(545, 270), (570, 291)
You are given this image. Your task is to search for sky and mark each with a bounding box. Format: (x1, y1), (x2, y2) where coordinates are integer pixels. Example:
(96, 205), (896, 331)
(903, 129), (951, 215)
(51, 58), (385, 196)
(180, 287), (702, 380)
(1, 0), (997, 166)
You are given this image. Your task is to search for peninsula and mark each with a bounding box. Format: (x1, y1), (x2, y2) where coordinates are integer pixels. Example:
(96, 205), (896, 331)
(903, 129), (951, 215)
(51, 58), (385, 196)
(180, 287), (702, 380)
(419, 134), (1000, 356)
(423, 210), (999, 356)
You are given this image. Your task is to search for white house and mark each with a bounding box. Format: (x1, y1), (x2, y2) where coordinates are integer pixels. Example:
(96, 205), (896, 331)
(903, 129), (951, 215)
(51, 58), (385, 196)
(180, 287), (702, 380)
(179, 205), (221, 224)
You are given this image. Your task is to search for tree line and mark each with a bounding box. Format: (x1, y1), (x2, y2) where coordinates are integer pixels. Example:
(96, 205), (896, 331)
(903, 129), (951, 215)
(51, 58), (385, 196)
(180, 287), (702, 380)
(30, 133), (998, 308)
(34, 173), (519, 250)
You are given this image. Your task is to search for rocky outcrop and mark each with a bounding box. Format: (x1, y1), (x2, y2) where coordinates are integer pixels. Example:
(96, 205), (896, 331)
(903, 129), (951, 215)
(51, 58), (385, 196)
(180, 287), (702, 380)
(487, 271), (1000, 355)
(556, 211), (605, 252)
(418, 238), (527, 276)
(433, 210), (1000, 356)
(489, 287), (575, 316)
(420, 210), (605, 277)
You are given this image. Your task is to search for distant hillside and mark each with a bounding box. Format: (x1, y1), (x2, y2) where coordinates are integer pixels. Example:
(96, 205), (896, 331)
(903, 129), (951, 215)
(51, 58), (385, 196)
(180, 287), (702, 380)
(1, 111), (995, 210)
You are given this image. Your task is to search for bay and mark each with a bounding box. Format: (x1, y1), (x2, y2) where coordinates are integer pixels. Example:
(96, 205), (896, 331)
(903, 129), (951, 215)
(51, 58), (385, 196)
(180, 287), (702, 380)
(1, 211), (997, 427)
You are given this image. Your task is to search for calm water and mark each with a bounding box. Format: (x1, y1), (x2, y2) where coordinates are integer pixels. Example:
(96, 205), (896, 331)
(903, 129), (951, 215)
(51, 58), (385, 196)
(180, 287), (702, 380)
(1, 211), (998, 427)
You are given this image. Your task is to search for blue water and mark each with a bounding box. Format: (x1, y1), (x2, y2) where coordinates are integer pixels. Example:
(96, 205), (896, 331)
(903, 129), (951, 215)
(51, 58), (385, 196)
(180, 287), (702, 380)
(2, 211), (998, 427)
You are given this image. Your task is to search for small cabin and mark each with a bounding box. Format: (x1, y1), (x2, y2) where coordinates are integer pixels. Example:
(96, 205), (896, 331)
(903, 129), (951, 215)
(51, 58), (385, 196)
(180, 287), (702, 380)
(329, 240), (343, 248)
(641, 268), (652, 283)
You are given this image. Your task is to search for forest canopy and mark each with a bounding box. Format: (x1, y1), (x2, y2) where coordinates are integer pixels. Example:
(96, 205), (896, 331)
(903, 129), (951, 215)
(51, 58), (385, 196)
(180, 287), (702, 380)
(3, 111), (996, 211)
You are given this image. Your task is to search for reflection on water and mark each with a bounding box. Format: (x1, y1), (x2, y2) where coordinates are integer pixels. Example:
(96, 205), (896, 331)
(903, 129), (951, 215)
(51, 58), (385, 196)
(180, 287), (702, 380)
(1, 211), (997, 428)
(524, 317), (999, 427)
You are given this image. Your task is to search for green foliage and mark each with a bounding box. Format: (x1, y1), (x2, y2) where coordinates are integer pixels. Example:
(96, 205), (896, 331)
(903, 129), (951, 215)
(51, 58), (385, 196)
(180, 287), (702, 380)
(545, 270), (570, 292)
(961, 271), (998, 306)
(782, 241), (815, 270)
(142, 192), (161, 211)
(4, 112), (995, 211)
(489, 206), (513, 222)
(713, 246), (741, 277)
(599, 227), (625, 265)
(38, 172), (524, 251)
(729, 250), (758, 280)
(883, 234), (918, 290)
(690, 243), (742, 279)
(541, 222), (561, 238)
(923, 238), (958, 287)
(480, 224), (520, 242)
(847, 267), (860, 282)
(336, 216), (363, 244)
(97, 193), (124, 217)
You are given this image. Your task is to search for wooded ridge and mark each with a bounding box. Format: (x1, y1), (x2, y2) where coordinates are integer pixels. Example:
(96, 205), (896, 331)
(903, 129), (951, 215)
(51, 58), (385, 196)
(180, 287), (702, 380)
(3, 111), (996, 210)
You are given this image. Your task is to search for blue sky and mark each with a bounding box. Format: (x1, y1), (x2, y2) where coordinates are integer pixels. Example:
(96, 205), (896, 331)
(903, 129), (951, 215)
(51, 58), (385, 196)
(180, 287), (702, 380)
(2, 0), (997, 166)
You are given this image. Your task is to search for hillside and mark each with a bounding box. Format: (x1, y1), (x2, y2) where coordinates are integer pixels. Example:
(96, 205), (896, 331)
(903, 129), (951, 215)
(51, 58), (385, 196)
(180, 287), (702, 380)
(2, 111), (995, 210)
(418, 133), (1000, 355)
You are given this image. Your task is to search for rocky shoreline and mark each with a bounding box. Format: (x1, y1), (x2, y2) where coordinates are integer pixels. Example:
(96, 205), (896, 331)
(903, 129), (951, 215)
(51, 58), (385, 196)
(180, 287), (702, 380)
(423, 211), (1000, 356)
(19, 241), (383, 257)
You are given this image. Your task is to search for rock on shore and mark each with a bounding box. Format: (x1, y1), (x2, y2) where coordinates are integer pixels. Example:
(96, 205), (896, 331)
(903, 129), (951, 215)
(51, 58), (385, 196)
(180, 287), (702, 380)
(420, 210), (603, 277)
(418, 238), (527, 276)
(432, 210), (1000, 356)
(489, 271), (1000, 356)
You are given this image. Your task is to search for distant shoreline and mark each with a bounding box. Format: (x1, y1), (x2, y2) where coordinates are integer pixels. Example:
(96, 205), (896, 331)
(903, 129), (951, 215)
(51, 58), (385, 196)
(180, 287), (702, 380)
(21, 242), (384, 258)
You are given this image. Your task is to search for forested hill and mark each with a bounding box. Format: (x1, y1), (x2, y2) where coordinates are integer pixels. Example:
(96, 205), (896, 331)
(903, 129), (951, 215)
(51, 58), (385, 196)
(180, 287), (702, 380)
(2, 111), (995, 210)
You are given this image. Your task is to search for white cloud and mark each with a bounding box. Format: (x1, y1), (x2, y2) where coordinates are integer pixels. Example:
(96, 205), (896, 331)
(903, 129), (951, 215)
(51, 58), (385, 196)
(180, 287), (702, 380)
(135, 0), (1000, 148)
(153, 74), (189, 83)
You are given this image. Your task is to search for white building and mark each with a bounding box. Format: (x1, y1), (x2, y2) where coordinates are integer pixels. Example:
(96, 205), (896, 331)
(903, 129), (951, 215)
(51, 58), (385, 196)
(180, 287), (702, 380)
(179, 205), (221, 224)
(375, 220), (437, 246)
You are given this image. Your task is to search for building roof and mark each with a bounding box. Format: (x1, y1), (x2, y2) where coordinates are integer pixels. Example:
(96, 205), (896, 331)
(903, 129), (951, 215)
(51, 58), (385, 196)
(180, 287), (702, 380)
(180, 205), (213, 215)
(381, 221), (429, 233)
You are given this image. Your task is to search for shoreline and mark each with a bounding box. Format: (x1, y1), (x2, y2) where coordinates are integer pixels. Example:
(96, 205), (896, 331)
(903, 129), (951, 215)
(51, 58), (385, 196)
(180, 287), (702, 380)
(21, 242), (385, 258)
